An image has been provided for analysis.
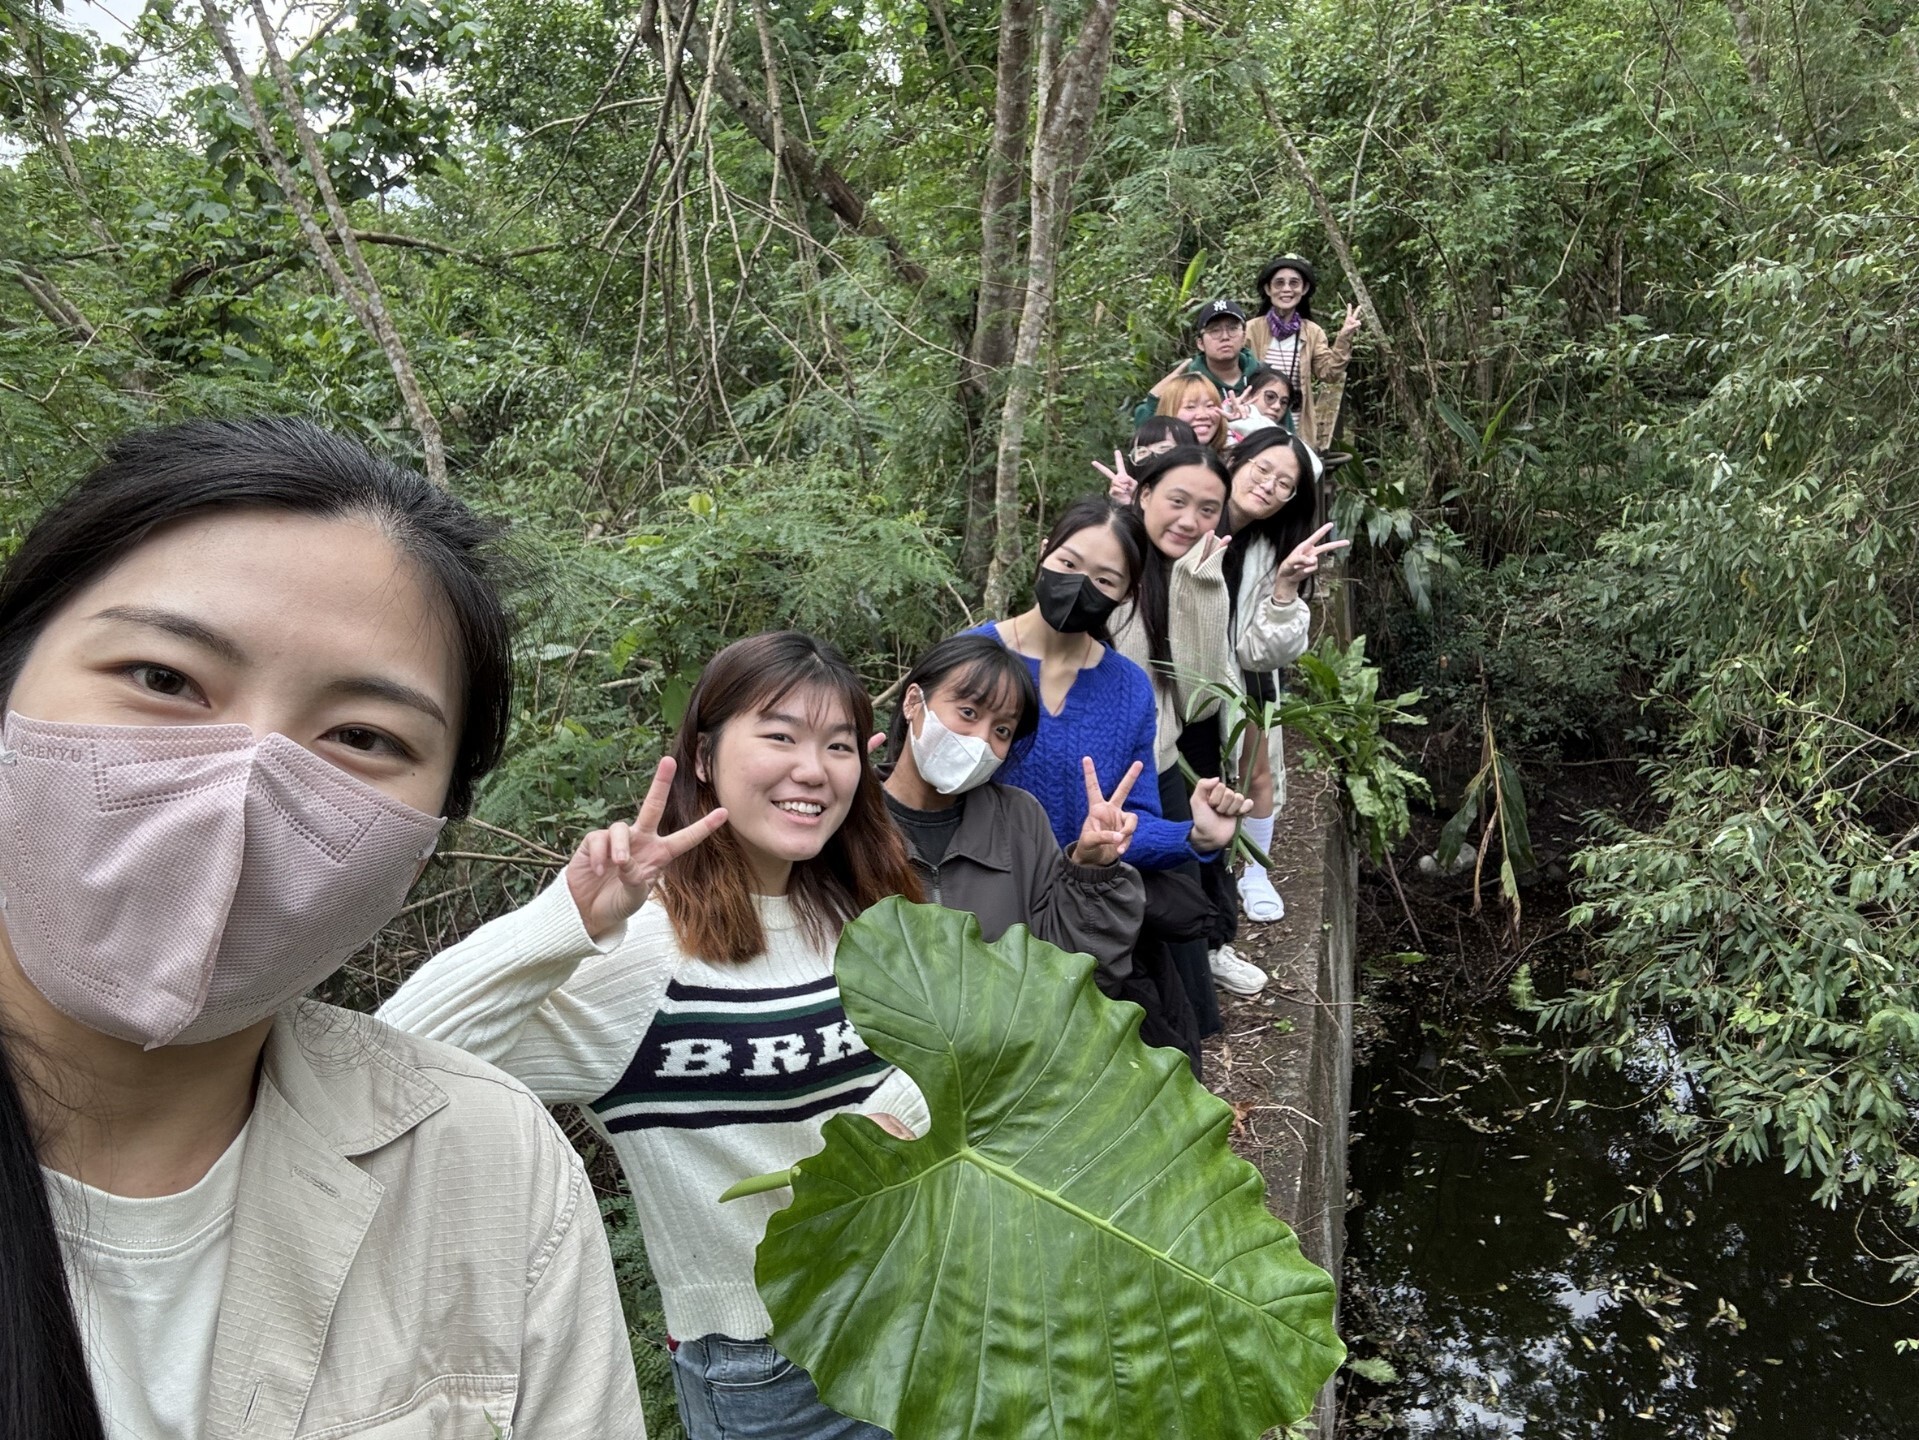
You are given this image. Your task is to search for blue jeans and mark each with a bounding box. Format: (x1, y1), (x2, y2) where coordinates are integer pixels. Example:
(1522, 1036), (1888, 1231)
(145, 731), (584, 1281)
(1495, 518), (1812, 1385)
(670, 1335), (891, 1440)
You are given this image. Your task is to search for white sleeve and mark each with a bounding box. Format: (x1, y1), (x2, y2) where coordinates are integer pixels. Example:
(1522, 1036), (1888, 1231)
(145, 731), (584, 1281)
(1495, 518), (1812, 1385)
(1168, 542), (1236, 722)
(1236, 591), (1312, 673)
(377, 878), (675, 1105)
(864, 1067), (932, 1137)
(1226, 413), (1279, 444)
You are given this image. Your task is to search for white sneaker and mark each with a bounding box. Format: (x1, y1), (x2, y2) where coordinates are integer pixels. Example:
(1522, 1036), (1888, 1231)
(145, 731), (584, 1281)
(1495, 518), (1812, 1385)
(1238, 867), (1286, 921)
(1209, 945), (1268, 998)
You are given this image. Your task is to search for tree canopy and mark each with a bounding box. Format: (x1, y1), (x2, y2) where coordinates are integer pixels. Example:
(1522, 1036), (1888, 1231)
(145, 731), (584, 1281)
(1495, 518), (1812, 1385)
(5, 0), (1919, 1347)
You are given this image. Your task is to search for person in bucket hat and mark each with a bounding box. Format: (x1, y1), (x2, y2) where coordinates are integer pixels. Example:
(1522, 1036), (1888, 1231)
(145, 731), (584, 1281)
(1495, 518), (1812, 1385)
(1245, 255), (1362, 450)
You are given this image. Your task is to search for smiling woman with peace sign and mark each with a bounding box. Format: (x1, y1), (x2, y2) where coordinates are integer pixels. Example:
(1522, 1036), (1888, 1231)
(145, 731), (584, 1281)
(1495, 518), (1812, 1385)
(877, 634), (1144, 991)
(382, 631), (925, 1440)
(1213, 428), (1352, 927)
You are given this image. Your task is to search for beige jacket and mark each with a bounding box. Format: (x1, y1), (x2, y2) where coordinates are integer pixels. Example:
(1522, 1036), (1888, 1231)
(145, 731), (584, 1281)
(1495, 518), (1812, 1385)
(1110, 540), (1237, 773)
(1246, 314), (1354, 450)
(202, 1001), (646, 1438)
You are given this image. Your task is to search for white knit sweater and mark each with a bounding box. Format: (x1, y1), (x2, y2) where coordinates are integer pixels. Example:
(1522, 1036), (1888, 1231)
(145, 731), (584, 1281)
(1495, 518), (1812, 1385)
(378, 878), (929, 1342)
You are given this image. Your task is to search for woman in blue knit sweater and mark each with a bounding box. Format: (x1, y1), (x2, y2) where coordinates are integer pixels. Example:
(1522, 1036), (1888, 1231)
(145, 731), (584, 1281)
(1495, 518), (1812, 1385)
(968, 496), (1250, 1068)
(968, 495), (1249, 868)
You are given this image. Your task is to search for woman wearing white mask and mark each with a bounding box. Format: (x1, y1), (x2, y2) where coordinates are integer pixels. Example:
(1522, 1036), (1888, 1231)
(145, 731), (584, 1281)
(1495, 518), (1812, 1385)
(0, 419), (644, 1439)
(880, 634), (1145, 987)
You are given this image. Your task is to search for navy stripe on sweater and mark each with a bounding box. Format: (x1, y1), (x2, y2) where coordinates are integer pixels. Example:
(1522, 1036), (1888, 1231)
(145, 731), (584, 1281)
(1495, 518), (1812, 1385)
(589, 974), (888, 1132)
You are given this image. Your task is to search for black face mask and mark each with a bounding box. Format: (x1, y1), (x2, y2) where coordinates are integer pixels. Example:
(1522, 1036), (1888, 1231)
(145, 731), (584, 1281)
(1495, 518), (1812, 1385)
(1034, 566), (1121, 635)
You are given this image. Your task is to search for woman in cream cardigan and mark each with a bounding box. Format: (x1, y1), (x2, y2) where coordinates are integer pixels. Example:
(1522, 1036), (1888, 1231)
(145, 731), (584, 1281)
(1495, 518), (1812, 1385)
(1103, 444), (1262, 1023)
(1246, 254), (1362, 450)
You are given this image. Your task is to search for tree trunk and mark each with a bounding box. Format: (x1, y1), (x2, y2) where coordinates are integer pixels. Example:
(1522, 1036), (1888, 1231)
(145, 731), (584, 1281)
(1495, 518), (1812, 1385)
(199, 0), (447, 485)
(1725, 0), (1783, 131)
(982, 0), (1123, 614)
(5, 10), (115, 248)
(959, 0), (1038, 583)
(7, 261), (99, 343)
(245, 0), (447, 487)
(656, 0), (928, 288)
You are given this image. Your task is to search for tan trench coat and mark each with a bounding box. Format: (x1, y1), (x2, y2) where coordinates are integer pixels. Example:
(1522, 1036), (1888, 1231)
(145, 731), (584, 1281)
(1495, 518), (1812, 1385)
(1246, 313), (1354, 450)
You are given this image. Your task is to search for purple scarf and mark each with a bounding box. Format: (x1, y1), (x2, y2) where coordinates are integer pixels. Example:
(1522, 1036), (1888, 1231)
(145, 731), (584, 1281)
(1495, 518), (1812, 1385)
(1264, 308), (1304, 339)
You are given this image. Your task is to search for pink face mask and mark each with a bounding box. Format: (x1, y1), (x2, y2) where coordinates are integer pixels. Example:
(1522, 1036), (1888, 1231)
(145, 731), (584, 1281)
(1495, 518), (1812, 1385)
(0, 713), (445, 1049)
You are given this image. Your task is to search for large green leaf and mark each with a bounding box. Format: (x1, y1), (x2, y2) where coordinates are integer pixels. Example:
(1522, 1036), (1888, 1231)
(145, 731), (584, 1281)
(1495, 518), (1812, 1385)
(752, 898), (1344, 1438)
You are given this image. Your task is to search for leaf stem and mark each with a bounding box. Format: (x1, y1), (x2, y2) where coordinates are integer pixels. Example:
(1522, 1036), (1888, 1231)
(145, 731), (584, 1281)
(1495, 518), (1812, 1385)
(720, 1167), (797, 1202)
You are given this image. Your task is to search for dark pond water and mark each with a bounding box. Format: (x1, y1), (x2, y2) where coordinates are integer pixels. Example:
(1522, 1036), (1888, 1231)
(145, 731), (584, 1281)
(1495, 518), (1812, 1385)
(1341, 1010), (1919, 1438)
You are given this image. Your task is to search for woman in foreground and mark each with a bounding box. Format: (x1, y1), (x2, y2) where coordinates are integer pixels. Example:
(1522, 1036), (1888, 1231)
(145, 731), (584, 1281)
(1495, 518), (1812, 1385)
(0, 418), (643, 1438)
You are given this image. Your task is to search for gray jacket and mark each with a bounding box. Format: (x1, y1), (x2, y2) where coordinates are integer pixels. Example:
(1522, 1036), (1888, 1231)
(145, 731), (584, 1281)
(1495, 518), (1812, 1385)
(895, 782), (1145, 985)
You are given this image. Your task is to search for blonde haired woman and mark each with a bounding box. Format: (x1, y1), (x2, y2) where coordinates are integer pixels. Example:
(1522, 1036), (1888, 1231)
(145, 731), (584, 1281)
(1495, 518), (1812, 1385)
(1154, 373), (1228, 454)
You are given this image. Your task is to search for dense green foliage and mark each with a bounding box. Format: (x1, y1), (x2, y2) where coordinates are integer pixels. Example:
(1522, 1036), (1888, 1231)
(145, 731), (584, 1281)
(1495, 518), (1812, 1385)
(5, 0), (1919, 1402)
(755, 899), (1343, 1434)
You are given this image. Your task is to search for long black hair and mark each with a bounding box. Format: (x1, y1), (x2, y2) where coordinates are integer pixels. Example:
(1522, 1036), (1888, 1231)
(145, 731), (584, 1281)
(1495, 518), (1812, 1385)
(0, 1029), (103, 1440)
(886, 633), (1040, 769)
(1126, 444), (1232, 676)
(1031, 494), (1146, 648)
(0, 417), (518, 1438)
(1224, 427), (1325, 602)
(0, 417), (513, 818)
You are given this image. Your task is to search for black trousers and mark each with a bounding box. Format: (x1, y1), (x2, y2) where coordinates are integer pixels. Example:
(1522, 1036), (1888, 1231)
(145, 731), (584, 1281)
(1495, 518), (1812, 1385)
(1155, 766), (1223, 1040)
(1176, 717), (1241, 951)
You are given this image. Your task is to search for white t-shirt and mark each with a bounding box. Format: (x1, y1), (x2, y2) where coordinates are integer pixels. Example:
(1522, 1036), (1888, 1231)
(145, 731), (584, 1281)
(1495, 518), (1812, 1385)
(1264, 332), (1302, 381)
(44, 1121), (251, 1440)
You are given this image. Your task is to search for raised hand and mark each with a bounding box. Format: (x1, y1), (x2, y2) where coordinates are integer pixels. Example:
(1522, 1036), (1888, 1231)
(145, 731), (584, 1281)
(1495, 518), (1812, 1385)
(1094, 449), (1137, 505)
(1196, 529), (1234, 566)
(1273, 522), (1351, 601)
(862, 1112), (917, 1140)
(1189, 776), (1256, 855)
(1070, 756), (1143, 867)
(566, 757), (729, 941)
(1337, 303), (1363, 341)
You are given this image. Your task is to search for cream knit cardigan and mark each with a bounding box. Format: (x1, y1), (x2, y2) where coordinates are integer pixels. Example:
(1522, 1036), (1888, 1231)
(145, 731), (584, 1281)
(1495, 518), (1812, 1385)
(1109, 540), (1238, 773)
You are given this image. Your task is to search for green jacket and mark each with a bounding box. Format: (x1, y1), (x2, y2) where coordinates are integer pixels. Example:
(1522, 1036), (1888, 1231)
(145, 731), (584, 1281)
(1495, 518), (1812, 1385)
(1131, 349), (1261, 426)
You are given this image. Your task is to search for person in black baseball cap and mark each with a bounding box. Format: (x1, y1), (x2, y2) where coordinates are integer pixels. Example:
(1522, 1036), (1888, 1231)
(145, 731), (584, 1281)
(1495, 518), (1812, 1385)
(1131, 296), (1262, 427)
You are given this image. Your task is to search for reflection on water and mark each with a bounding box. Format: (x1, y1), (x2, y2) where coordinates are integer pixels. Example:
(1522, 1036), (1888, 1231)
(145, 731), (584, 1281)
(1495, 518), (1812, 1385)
(1343, 1014), (1918, 1438)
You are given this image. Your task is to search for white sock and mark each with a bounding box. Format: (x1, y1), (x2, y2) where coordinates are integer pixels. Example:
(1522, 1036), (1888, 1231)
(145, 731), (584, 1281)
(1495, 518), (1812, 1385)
(1242, 814), (1275, 861)
(1238, 816), (1285, 920)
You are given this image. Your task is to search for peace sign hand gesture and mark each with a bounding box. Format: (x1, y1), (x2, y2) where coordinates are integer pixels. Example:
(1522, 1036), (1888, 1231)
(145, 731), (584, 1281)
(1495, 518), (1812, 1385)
(1337, 303), (1364, 342)
(1070, 757), (1142, 867)
(566, 757), (730, 941)
(1094, 449), (1137, 505)
(1273, 523), (1351, 602)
